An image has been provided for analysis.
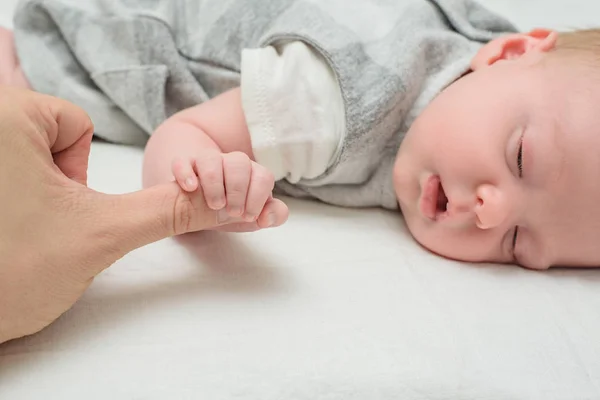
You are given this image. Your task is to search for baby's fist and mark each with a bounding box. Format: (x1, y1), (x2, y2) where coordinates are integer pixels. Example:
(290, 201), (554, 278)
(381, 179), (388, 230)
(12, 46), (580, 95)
(172, 150), (280, 227)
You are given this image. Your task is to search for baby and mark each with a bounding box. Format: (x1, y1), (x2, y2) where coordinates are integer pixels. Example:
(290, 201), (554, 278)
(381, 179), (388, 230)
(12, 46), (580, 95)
(3, 0), (600, 270)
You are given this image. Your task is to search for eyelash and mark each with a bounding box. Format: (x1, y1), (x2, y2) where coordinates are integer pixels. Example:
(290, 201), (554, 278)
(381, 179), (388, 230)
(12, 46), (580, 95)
(512, 138), (524, 258)
(517, 139), (523, 177)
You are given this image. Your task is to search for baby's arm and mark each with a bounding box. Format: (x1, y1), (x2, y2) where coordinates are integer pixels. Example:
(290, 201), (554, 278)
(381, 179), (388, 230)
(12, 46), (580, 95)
(142, 87), (254, 187)
(0, 28), (31, 89)
(142, 87), (288, 230)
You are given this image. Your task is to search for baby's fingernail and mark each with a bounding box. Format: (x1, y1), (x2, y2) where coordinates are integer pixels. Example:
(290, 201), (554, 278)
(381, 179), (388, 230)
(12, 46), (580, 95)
(245, 214), (256, 222)
(210, 198), (225, 210)
(267, 213), (276, 227)
(185, 177), (195, 189)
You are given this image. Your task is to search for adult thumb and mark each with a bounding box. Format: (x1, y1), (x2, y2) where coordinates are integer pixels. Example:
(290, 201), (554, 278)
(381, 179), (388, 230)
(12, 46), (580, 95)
(87, 182), (223, 261)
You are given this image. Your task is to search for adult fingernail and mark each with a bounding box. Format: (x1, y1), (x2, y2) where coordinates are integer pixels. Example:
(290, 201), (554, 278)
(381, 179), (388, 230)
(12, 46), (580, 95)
(229, 207), (242, 216)
(217, 209), (231, 224)
(267, 213), (276, 227)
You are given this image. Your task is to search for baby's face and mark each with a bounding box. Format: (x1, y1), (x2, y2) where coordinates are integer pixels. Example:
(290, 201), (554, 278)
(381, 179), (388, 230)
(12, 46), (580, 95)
(394, 38), (600, 269)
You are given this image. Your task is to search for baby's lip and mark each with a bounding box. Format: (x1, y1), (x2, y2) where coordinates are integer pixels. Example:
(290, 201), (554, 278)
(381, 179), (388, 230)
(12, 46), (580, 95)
(419, 174), (450, 221)
(420, 175), (442, 220)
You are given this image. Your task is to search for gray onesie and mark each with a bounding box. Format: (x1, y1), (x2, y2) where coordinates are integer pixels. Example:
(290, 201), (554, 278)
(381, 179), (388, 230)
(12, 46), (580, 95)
(12, 0), (517, 209)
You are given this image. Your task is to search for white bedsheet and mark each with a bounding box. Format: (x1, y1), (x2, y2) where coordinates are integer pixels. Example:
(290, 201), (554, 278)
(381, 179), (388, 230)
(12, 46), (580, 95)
(2, 1), (600, 399)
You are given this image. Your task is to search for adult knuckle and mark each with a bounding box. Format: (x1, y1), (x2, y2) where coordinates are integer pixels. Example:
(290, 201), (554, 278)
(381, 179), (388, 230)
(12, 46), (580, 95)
(171, 191), (195, 235)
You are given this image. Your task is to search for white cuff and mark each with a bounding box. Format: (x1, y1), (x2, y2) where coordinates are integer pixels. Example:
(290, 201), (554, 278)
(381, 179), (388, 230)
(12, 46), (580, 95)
(240, 40), (345, 184)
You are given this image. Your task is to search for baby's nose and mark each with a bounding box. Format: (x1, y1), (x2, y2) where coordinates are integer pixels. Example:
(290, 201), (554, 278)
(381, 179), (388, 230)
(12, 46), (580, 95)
(474, 184), (509, 230)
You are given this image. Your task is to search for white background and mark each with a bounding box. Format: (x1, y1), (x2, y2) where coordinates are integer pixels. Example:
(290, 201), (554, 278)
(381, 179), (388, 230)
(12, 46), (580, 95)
(2, 1), (600, 399)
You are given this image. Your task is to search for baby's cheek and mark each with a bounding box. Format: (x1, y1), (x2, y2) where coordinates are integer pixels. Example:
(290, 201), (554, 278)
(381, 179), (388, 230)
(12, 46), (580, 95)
(407, 221), (497, 263)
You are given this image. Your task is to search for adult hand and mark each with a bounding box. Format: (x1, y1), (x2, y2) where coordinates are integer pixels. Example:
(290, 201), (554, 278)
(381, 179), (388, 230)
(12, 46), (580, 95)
(0, 86), (236, 344)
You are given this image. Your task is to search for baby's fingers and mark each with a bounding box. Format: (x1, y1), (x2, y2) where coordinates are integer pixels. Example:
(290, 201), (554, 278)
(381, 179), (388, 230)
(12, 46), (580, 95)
(214, 197), (288, 232)
(223, 152), (251, 217)
(194, 153), (225, 210)
(171, 158), (198, 192)
(244, 164), (275, 222)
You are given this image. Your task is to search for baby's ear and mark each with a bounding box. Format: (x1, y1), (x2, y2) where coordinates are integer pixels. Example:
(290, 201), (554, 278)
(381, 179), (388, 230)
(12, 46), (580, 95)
(470, 29), (558, 70)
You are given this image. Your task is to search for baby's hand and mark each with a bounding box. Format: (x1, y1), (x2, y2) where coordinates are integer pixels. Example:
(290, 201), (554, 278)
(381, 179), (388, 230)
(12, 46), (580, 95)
(171, 150), (287, 231)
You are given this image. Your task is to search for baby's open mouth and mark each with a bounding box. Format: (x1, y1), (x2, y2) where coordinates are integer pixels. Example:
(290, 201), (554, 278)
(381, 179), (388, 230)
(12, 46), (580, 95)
(436, 180), (448, 214)
(420, 175), (448, 221)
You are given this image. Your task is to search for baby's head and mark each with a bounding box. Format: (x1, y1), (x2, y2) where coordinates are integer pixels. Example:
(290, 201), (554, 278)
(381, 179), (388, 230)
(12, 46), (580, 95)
(394, 28), (600, 269)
